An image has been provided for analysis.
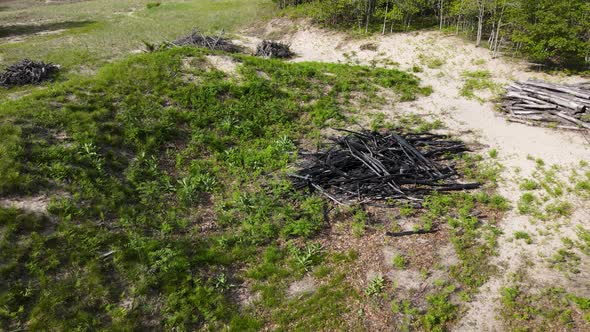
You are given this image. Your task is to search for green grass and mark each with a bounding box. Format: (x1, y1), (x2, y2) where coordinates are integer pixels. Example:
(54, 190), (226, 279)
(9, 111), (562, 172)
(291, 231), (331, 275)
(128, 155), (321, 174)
(418, 54), (446, 69)
(514, 231), (532, 244)
(500, 285), (590, 330)
(392, 254), (407, 269)
(0, 0), (275, 83)
(0, 45), (429, 330)
(365, 275), (385, 296)
(459, 70), (502, 101)
(421, 285), (458, 331)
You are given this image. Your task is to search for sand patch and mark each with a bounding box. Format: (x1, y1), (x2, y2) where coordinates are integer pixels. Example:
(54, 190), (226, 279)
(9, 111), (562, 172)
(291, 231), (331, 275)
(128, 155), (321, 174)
(0, 195), (50, 213)
(287, 275), (317, 298)
(205, 55), (239, 77)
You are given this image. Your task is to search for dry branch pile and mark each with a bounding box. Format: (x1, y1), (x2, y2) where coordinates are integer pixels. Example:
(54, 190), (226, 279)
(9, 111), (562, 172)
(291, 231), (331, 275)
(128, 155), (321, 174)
(255, 40), (294, 58)
(0, 59), (59, 88)
(502, 80), (590, 130)
(291, 130), (479, 204)
(171, 30), (241, 53)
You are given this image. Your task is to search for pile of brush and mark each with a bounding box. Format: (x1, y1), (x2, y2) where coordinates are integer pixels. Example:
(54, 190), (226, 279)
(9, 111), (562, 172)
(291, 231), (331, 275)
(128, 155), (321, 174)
(0, 59), (59, 87)
(291, 130), (479, 204)
(502, 80), (590, 130)
(171, 29), (241, 53)
(255, 40), (294, 58)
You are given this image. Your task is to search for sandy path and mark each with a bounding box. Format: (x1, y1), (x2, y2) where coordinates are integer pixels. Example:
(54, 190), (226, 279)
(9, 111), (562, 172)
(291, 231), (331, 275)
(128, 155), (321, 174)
(240, 19), (590, 331)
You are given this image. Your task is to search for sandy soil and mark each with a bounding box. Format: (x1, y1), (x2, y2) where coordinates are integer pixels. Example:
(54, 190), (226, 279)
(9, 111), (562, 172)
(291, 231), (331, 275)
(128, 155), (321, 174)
(238, 19), (590, 331)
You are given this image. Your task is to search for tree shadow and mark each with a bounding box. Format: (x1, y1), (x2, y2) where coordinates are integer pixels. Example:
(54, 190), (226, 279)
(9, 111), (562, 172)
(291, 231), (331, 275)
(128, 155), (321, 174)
(0, 20), (95, 39)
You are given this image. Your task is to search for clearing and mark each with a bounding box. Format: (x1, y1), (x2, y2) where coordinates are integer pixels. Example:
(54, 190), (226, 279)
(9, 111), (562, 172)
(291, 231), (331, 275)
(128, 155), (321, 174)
(1, 1), (589, 331)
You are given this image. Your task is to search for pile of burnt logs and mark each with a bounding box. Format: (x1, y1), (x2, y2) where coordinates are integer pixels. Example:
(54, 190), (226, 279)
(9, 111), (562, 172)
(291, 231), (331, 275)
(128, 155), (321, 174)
(171, 29), (241, 53)
(0, 59), (59, 88)
(502, 80), (590, 130)
(255, 40), (294, 58)
(291, 130), (479, 204)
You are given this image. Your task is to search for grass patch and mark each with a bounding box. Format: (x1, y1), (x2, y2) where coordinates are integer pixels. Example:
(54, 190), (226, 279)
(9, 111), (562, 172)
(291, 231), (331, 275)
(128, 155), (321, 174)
(513, 231), (532, 244)
(418, 54), (446, 69)
(392, 254), (407, 269)
(365, 275), (385, 296)
(146, 2), (161, 9)
(0, 0), (276, 93)
(459, 70), (502, 101)
(0, 46), (427, 330)
(500, 285), (590, 330)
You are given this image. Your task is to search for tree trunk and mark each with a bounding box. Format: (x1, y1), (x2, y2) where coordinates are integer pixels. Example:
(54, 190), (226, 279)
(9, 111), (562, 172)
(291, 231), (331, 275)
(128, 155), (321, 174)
(365, 0), (371, 33)
(382, 0), (389, 35)
(492, 3), (505, 58)
(475, 2), (485, 47)
(439, 0), (444, 30)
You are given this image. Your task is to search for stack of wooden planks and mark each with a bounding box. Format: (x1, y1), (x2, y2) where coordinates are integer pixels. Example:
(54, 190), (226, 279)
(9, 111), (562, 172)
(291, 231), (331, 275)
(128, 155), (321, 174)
(502, 80), (590, 130)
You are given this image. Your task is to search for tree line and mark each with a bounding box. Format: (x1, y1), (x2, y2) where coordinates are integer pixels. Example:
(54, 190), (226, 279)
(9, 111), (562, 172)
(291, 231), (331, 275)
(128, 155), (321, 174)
(276, 0), (590, 69)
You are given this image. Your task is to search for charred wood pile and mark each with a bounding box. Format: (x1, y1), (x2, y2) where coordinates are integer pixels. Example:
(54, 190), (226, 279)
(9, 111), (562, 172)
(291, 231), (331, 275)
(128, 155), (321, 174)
(502, 80), (590, 130)
(290, 130), (479, 204)
(255, 40), (294, 58)
(0, 59), (59, 88)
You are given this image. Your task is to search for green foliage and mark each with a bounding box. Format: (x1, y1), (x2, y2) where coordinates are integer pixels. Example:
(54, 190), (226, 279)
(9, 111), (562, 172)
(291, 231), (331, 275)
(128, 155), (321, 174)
(0, 47), (425, 330)
(281, 0), (590, 69)
(146, 2), (161, 9)
(418, 54), (446, 69)
(508, 0), (590, 68)
(275, 273), (352, 330)
(488, 148), (498, 159)
(365, 275), (385, 296)
(549, 248), (581, 274)
(0, 0), (277, 82)
(500, 286), (590, 330)
(460, 153), (504, 186)
(520, 179), (538, 190)
(290, 242), (324, 272)
(444, 192), (501, 290)
(392, 254), (407, 269)
(351, 208), (368, 237)
(460, 70), (502, 101)
(513, 231), (532, 244)
(422, 291), (458, 332)
(0, 125), (24, 194)
(517, 192), (538, 215)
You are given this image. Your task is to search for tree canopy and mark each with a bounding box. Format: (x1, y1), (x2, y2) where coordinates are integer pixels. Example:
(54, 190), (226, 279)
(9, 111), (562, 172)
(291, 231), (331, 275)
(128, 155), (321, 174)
(279, 0), (590, 69)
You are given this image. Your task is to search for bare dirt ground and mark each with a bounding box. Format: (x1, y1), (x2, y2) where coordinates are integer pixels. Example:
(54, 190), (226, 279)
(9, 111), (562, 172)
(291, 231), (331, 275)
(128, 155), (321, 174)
(238, 19), (590, 331)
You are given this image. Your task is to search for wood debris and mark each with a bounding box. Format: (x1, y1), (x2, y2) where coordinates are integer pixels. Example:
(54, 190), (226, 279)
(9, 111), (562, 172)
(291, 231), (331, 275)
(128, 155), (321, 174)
(170, 29), (242, 53)
(0, 59), (59, 88)
(502, 80), (590, 130)
(255, 40), (294, 58)
(291, 130), (479, 204)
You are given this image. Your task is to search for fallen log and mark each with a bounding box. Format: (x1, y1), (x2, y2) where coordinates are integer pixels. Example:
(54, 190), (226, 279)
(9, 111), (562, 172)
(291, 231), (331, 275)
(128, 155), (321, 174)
(549, 111), (590, 130)
(386, 227), (438, 237)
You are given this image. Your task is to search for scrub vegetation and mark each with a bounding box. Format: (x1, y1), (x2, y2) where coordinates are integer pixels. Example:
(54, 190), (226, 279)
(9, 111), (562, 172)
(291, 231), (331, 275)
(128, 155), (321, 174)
(0, 46), (433, 330)
(2, 0), (585, 330)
